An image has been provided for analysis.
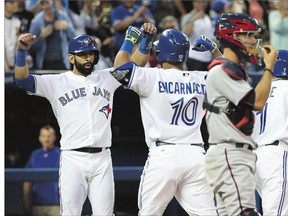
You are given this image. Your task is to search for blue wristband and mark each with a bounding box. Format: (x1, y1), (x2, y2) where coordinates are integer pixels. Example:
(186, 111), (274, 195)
(120, 40), (134, 54)
(16, 49), (27, 67)
(139, 32), (155, 55)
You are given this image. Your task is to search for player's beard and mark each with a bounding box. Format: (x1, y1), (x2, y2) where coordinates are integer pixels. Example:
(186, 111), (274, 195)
(74, 59), (94, 76)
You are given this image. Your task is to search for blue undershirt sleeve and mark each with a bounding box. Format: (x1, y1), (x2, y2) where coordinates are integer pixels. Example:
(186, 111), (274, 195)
(15, 74), (36, 94)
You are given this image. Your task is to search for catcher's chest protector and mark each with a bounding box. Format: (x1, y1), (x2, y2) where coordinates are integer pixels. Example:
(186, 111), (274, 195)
(204, 58), (254, 135)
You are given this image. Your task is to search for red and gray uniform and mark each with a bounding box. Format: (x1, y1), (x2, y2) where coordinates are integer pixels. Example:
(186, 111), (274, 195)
(204, 58), (258, 216)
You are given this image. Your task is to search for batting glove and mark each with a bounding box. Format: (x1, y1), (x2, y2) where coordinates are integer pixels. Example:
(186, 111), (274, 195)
(138, 26), (157, 55)
(125, 26), (142, 45)
(192, 35), (217, 52)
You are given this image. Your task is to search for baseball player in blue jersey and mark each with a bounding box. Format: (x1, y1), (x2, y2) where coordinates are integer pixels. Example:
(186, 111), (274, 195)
(14, 32), (145, 215)
(110, 23), (218, 215)
(203, 13), (277, 216)
(252, 50), (288, 215)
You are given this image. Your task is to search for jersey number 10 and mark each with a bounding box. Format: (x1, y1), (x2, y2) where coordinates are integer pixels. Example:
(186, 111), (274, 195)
(170, 97), (198, 126)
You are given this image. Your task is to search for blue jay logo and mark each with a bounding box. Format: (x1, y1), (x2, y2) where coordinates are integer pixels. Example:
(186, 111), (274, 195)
(99, 104), (111, 119)
(82, 37), (91, 45)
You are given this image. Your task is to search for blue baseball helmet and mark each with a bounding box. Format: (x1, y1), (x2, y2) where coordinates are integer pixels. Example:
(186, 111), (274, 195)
(154, 29), (190, 64)
(69, 35), (99, 63)
(273, 50), (288, 78)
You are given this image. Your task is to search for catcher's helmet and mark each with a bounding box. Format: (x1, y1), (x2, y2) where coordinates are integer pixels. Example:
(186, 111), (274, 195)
(273, 50), (288, 78)
(69, 34), (99, 64)
(154, 29), (190, 64)
(215, 13), (262, 64)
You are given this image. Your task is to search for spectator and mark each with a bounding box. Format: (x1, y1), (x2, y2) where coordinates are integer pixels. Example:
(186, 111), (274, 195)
(26, 0), (69, 15)
(111, 0), (155, 52)
(23, 125), (60, 216)
(231, 0), (247, 14)
(93, 1), (115, 61)
(5, 0), (21, 72)
(93, 36), (113, 70)
(158, 15), (179, 32)
(29, 0), (75, 70)
(14, 0), (35, 34)
(210, 0), (226, 31)
(68, 0), (98, 36)
(148, 0), (175, 26)
(268, 0), (288, 50)
(181, 0), (216, 71)
(173, 0), (192, 19)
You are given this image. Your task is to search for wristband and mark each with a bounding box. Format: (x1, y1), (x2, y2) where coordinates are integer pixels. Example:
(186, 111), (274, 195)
(16, 49), (27, 67)
(119, 40), (134, 54)
(264, 68), (273, 75)
(138, 32), (155, 55)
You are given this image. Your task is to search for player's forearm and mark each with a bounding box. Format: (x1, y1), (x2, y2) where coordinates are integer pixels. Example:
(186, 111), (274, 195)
(131, 49), (149, 66)
(254, 69), (274, 111)
(114, 50), (131, 68)
(15, 49), (29, 80)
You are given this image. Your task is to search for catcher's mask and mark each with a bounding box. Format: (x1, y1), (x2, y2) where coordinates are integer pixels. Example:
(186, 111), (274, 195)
(215, 13), (262, 65)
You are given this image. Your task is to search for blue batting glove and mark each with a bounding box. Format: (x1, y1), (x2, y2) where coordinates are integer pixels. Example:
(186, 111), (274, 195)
(125, 26), (142, 45)
(138, 25), (157, 55)
(192, 35), (217, 52)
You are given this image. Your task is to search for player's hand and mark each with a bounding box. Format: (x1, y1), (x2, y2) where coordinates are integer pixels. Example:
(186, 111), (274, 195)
(262, 45), (277, 70)
(138, 23), (157, 54)
(17, 33), (36, 50)
(192, 35), (217, 53)
(125, 26), (142, 45)
(141, 22), (157, 36)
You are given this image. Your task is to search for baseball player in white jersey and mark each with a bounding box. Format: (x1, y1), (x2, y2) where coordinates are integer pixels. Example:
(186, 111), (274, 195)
(13, 33), (145, 215)
(252, 50), (288, 215)
(111, 23), (218, 215)
(203, 13), (277, 216)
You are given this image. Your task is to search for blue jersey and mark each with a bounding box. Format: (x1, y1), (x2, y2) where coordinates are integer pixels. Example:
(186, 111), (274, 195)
(111, 4), (155, 50)
(25, 146), (61, 205)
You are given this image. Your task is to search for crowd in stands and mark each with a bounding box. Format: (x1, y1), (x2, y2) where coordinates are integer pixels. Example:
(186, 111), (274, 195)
(5, 0), (288, 73)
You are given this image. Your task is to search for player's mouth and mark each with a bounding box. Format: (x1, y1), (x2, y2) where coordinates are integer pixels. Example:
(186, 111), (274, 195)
(84, 63), (92, 68)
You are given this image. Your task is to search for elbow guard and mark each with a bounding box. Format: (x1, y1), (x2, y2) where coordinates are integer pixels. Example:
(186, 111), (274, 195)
(110, 62), (135, 86)
(15, 74), (36, 93)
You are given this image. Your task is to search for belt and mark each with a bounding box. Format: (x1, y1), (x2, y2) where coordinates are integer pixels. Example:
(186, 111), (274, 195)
(155, 141), (203, 148)
(72, 147), (108, 153)
(210, 143), (253, 151)
(265, 140), (279, 146)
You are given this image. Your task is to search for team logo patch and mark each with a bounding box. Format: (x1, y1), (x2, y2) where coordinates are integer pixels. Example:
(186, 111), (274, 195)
(82, 37), (91, 46)
(99, 104), (112, 119)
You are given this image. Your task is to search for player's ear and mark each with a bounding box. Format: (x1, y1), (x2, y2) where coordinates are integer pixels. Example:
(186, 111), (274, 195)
(68, 54), (75, 64)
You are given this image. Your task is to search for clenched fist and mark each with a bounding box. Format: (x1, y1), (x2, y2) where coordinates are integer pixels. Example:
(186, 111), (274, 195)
(17, 33), (36, 50)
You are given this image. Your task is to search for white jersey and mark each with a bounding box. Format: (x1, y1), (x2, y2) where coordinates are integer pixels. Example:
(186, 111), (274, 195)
(30, 69), (120, 150)
(252, 79), (288, 146)
(127, 65), (207, 148)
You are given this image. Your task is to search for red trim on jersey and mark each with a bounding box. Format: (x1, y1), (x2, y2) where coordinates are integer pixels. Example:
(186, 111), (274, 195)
(207, 59), (225, 71)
